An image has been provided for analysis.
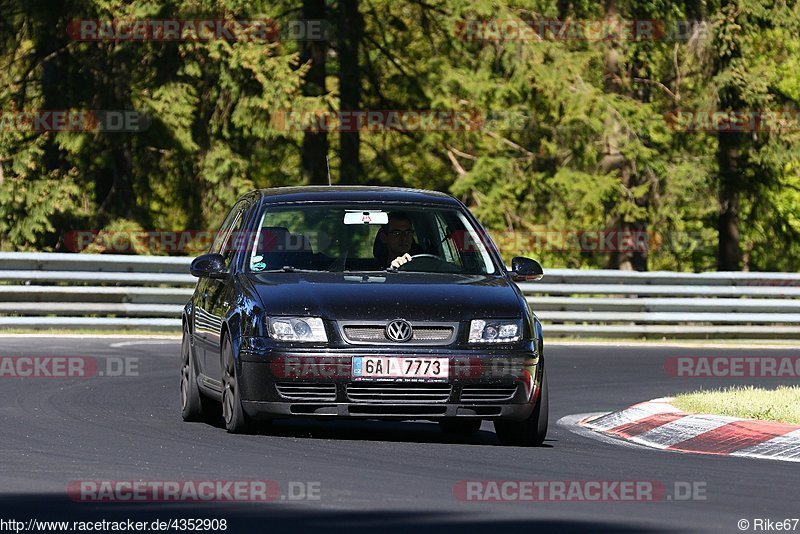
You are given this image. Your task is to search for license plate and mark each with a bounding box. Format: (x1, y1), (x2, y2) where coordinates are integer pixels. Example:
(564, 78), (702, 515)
(352, 357), (449, 382)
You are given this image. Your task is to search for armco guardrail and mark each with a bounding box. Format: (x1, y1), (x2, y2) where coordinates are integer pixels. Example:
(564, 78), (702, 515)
(520, 269), (800, 338)
(0, 252), (193, 331)
(1, 252), (800, 338)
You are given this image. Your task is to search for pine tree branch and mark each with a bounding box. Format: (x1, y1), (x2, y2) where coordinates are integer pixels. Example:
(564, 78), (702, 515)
(446, 144), (477, 160)
(633, 77), (680, 102)
(485, 130), (535, 158)
(446, 149), (467, 176)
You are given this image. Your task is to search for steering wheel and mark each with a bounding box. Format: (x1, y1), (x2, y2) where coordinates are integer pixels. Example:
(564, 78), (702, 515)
(398, 253), (460, 273)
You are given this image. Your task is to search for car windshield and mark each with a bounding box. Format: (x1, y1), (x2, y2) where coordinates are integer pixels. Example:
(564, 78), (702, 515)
(246, 204), (498, 275)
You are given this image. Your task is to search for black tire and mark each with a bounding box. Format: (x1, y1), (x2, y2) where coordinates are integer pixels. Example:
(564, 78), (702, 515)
(221, 336), (252, 434)
(494, 366), (549, 446)
(180, 328), (208, 421)
(439, 418), (482, 435)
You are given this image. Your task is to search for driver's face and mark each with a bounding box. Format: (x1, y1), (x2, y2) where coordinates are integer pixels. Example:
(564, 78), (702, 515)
(384, 219), (413, 258)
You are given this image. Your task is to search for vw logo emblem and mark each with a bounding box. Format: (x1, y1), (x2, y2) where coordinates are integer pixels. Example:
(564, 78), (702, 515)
(385, 319), (413, 342)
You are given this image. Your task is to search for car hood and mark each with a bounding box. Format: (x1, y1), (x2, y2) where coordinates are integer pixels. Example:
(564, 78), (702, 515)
(246, 271), (523, 321)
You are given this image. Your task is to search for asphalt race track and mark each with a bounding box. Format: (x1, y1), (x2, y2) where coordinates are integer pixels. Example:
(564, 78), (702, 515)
(0, 336), (797, 533)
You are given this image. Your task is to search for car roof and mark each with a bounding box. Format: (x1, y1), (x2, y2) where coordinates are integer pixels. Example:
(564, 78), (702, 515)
(252, 186), (462, 207)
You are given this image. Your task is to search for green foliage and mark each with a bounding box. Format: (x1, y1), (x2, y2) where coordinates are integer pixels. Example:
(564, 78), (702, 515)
(0, 0), (315, 251)
(0, 170), (82, 251)
(0, 0), (799, 271)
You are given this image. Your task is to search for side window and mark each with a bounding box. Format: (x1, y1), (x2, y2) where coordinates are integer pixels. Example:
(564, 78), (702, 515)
(435, 214), (463, 266)
(210, 202), (245, 254)
(219, 209), (246, 269)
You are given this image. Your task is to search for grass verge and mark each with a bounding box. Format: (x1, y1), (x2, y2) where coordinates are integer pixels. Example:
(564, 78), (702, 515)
(672, 385), (800, 425)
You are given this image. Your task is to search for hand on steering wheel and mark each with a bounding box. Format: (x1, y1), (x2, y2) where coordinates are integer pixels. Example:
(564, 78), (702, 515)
(389, 253), (413, 269)
(389, 253), (445, 269)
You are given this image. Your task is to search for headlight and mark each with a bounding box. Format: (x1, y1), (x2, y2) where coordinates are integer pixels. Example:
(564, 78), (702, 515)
(267, 317), (327, 342)
(468, 319), (521, 343)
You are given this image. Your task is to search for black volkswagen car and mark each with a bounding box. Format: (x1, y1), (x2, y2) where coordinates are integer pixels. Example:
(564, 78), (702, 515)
(181, 186), (548, 446)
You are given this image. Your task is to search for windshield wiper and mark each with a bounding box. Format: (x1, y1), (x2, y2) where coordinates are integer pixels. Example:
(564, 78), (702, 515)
(255, 266), (321, 273)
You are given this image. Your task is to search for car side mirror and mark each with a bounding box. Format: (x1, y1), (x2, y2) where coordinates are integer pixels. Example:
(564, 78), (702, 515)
(510, 256), (543, 282)
(190, 253), (227, 279)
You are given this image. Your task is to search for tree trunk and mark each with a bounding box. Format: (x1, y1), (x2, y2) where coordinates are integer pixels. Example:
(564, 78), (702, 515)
(301, 0), (329, 185)
(601, 0), (648, 271)
(714, 1), (743, 271)
(717, 132), (742, 270)
(337, 0), (362, 184)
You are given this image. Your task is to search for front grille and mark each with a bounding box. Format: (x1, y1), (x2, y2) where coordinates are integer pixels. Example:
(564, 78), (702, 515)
(460, 384), (518, 402)
(411, 328), (454, 341)
(343, 327), (387, 342)
(344, 326), (453, 343)
(275, 382), (337, 401)
(339, 321), (458, 346)
(346, 382), (452, 403)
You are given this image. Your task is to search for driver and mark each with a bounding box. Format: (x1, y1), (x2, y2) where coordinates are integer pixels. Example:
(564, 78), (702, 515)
(378, 212), (418, 268)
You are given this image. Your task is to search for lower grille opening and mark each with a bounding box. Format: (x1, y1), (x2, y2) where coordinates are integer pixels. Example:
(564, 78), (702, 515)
(348, 405), (448, 416)
(457, 406), (504, 416)
(460, 384), (518, 402)
(290, 405), (338, 415)
(275, 382), (337, 401)
(347, 382), (452, 403)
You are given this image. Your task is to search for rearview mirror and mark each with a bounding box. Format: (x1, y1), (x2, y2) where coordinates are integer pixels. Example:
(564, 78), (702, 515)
(510, 256), (543, 282)
(190, 253), (227, 279)
(343, 211), (389, 225)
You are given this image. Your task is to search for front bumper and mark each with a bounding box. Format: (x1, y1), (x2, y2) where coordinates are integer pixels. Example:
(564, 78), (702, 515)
(236, 337), (541, 421)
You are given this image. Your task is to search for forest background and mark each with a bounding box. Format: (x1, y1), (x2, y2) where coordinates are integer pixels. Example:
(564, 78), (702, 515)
(2, 0), (799, 272)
